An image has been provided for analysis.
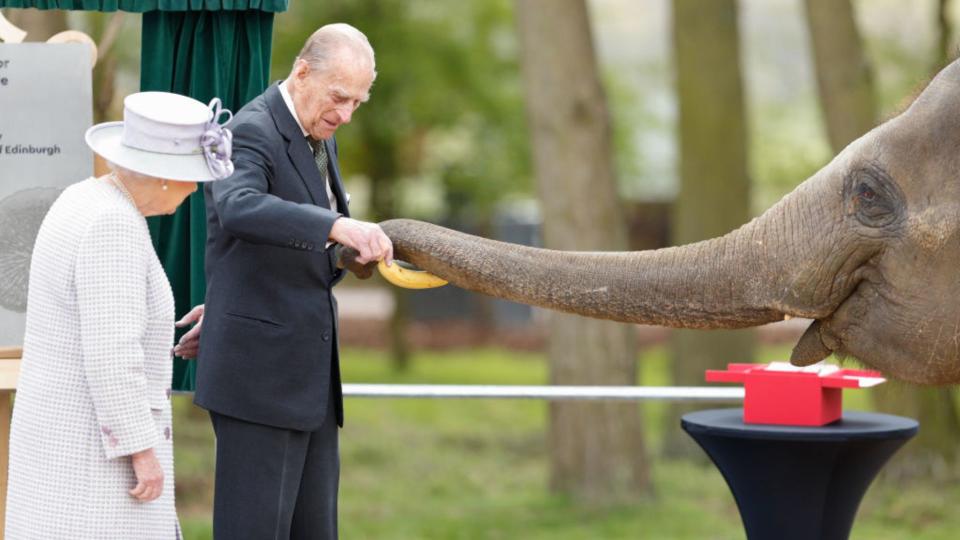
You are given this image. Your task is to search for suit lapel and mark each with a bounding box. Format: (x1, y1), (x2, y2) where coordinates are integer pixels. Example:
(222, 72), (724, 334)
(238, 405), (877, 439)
(288, 139), (331, 208)
(265, 83), (330, 208)
(324, 138), (349, 217)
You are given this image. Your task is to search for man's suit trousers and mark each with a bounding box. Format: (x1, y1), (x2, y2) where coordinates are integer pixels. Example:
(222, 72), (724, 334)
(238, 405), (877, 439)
(209, 391), (339, 540)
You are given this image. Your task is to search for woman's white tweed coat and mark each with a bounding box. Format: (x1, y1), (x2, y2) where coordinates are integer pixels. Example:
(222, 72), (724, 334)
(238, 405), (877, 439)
(5, 179), (180, 539)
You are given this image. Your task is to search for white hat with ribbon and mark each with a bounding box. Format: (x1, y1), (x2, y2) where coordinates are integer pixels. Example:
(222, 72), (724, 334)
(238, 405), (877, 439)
(85, 92), (235, 182)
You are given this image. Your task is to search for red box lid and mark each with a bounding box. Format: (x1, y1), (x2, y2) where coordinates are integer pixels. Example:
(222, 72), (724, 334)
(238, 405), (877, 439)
(705, 362), (885, 426)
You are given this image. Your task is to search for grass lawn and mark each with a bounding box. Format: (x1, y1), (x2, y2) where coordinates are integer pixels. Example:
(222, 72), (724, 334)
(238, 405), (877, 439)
(174, 346), (960, 539)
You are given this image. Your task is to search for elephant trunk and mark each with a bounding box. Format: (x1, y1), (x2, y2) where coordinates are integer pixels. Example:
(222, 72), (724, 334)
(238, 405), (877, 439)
(381, 174), (874, 330)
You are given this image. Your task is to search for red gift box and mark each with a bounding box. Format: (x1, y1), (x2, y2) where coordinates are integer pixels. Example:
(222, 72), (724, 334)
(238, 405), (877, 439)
(706, 362), (885, 426)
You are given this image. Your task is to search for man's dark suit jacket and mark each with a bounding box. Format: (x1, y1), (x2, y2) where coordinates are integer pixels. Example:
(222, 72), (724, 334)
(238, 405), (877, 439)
(196, 83), (348, 431)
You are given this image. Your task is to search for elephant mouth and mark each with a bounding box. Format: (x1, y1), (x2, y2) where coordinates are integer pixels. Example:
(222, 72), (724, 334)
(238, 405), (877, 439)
(786, 276), (874, 369)
(784, 279), (947, 383)
(783, 255), (891, 368)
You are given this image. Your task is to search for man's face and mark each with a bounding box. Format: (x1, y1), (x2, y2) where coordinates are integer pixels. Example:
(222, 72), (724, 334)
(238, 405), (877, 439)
(291, 57), (373, 141)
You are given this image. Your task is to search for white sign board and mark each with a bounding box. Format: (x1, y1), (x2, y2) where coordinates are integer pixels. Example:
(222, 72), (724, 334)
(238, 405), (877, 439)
(0, 43), (93, 346)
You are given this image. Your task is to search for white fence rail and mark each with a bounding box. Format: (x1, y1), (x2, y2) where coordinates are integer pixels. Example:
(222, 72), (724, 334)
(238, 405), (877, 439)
(341, 384), (744, 401)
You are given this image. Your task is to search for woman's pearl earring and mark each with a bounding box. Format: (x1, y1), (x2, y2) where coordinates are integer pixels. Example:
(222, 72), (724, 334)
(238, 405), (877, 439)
(162, 181), (169, 191)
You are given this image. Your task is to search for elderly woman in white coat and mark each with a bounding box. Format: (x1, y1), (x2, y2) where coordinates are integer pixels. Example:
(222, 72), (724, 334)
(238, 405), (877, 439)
(4, 92), (233, 539)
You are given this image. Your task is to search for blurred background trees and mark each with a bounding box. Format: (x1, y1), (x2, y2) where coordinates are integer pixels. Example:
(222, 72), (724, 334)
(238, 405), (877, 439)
(662, 0), (754, 460)
(515, 0), (649, 500)
(7, 0), (960, 535)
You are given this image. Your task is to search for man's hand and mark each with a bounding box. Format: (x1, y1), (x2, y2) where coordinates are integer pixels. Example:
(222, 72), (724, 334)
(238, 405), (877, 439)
(129, 448), (164, 502)
(173, 304), (204, 359)
(330, 217), (394, 266)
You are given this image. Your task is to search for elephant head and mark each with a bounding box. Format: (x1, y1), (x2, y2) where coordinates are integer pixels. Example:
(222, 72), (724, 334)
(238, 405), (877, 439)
(342, 59), (960, 385)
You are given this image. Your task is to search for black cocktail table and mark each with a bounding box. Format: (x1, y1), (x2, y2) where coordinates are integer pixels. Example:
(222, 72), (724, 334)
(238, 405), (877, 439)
(682, 408), (918, 540)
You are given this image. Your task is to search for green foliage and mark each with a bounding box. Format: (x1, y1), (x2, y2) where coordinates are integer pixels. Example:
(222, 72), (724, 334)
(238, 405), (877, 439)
(270, 0), (531, 223)
(746, 4), (956, 218)
(602, 66), (647, 201)
(749, 98), (832, 213)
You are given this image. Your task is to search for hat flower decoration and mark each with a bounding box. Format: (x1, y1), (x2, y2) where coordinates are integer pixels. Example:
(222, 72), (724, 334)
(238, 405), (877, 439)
(199, 98), (234, 180)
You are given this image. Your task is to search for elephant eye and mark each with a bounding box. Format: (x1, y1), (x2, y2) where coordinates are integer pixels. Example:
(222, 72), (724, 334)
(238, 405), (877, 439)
(844, 167), (903, 228)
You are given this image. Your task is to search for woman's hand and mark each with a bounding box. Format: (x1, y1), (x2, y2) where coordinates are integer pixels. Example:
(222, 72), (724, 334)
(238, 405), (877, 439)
(173, 304), (204, 359)
(129, 448), (164, 502)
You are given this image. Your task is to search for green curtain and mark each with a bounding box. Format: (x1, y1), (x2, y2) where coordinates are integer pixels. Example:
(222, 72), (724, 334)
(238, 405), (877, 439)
(0, 1), (286, 11)
(142, 10), (274, 390)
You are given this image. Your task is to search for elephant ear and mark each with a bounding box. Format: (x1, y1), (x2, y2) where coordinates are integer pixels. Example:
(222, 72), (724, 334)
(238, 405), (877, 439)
(335, 245), (377, 279)
(791, 320), (833, 366)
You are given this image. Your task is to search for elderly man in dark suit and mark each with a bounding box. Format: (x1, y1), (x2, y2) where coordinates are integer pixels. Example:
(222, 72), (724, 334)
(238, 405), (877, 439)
(181, 24), (392, 539)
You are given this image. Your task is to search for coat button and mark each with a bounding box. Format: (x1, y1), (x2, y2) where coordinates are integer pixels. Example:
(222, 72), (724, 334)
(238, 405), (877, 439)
(321, 331), (330, 342)
(164, 427), (171, 440)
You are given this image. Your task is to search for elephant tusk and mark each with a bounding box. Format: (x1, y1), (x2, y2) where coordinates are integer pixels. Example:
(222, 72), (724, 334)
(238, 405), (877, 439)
(377, 260), (448, 289)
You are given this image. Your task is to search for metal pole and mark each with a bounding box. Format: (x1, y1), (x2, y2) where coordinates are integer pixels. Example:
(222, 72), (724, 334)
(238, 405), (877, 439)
(174, 385), (743, 401)
(342, 384), (744, 401)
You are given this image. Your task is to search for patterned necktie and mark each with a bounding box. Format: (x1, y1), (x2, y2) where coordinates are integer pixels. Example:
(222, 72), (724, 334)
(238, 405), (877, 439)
(308, 136), (336, 212)
(308, 136), (328, 177)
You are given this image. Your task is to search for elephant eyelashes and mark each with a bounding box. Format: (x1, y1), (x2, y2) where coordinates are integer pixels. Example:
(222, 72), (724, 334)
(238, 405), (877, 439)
(844, 168), (903, 228)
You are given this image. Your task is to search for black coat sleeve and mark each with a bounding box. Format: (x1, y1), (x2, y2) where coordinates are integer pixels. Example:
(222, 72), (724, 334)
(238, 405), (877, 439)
(211, 120), (340, 250)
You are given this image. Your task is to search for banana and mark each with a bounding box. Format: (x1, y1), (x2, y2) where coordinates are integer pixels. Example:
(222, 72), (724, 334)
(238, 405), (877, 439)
(377, 259), (448, 289)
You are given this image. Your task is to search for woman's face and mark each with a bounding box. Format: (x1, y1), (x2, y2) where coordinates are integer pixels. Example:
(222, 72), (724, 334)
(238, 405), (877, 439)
(154, 180), (198, 215)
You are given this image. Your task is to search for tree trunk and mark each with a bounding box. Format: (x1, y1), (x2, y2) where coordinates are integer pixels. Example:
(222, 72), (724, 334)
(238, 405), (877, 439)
(936, 0), (954, 72)
(805, 0), (960, 479)
(804, 0), (877, 151)
(515, 0), (650, 500)
(87, 12), (126, 124)
(1, 8), (67, 42)
(365, 129), (411, 372)
(388, 287), (410, 371)
(872, 383), (960, 481)
(662, 0), (755, 459)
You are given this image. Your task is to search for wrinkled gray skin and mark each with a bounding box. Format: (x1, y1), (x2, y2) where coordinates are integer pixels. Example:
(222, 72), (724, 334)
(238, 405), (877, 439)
(341, 60), (960, 385)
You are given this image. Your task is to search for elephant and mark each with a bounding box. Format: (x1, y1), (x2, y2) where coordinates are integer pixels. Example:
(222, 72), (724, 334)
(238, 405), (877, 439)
(341, 59), (960, 386)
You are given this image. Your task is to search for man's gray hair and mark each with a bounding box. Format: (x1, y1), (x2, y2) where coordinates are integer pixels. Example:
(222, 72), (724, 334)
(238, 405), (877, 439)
(297, 23), (377, 80)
